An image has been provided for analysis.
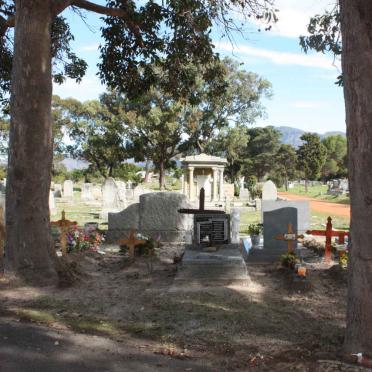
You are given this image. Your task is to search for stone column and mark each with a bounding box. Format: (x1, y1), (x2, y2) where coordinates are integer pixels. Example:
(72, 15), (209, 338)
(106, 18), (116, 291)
(188, 167), (195, 201)
(212, 167), (218, 202)
(181, 173), (185, 194)
(219, 168), (224, 201)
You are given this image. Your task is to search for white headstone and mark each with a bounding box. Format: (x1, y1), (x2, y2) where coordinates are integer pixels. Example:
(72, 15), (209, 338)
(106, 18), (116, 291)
(116, 180), (127, 206)
(262, 180), (277, 201)
(230, 208), (240, 244)
(49, 190), (56, 215)
(81, 183), (94, 201)
(92, 185), (102, 200)
(100, 178), (125, 219)
(63, 180), (74, 198)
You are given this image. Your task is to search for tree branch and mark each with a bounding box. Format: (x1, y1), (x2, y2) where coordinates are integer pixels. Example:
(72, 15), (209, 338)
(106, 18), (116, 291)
(52, 0), (144, 47)
(0, 14), (14, 38)
(71, 0), (127, 17)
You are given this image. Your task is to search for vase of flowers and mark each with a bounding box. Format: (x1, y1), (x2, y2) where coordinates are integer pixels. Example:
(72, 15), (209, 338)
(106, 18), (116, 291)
(247, 223), (263, 247)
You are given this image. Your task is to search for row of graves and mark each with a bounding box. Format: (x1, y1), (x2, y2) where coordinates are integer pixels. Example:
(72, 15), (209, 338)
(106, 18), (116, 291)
(49, 178), (349, 285)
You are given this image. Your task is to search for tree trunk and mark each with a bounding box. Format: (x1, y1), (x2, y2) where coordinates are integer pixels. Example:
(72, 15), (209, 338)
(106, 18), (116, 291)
(5, 1), (58, 284)
(305, 179), (308, 193)
(285, 176), (288, 192)
(159, 161), (165, 191)
(144, 160), (151, 183)
(340, 0), (372, 355)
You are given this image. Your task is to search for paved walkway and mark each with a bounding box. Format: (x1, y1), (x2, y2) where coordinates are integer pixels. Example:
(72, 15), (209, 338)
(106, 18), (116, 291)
(278, 192), (350, 218)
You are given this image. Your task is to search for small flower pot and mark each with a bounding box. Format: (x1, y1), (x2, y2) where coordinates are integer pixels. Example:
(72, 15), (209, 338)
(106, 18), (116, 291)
(251, 234), (261, 247)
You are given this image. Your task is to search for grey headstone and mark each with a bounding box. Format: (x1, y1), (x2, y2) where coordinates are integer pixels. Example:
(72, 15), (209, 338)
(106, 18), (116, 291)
(139, 192), (192, 241)
(100, 178), (125, 219)
(262, 200), (310, 234)
(53, 183), (62, 197)
(63, 180), (74, 198)
(106, 192), (192, 243)
(262, 180), (277, 201)
(81, 183), (94, 201)
(263, 207), (297, 251)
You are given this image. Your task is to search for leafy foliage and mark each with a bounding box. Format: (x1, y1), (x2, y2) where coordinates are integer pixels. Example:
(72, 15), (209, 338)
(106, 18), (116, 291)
(299, 5), (342, 86)
(297, 133), (327, 184)
(321, 135), (347, 179)
(53, 95), (132, 178)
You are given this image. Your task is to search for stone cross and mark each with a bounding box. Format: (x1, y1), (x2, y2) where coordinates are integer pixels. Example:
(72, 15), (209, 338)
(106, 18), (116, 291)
(51, 210), (77, 256)
(306, 216), (349, 263)
(275, 223), (304, 253)
(117, 229), (146, 259)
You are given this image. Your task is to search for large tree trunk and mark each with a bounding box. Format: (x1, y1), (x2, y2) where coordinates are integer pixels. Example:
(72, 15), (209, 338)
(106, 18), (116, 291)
(340, 0), (372, 355)
(5, 1), (58, 284)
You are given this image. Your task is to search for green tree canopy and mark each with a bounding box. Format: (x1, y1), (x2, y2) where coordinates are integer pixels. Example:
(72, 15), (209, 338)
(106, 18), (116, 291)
(321, 134), (347, 179)
(297, 132), (327, 191)
(53, 95), (131, 178)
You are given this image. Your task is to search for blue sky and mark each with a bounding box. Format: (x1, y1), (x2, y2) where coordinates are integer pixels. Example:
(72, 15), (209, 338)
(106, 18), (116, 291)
(54, 0), (345, 134)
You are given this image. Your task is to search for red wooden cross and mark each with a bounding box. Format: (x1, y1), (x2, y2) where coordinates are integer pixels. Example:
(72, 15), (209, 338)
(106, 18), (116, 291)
(306, 216), (349, 263)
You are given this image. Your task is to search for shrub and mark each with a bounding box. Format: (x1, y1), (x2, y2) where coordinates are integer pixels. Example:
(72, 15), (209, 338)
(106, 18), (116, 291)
(247, 223), (263, 236)
(280, 252), (298, 269)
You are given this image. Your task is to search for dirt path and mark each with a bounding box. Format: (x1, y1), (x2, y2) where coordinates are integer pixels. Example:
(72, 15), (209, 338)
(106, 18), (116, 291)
(278, 192), (350, 218)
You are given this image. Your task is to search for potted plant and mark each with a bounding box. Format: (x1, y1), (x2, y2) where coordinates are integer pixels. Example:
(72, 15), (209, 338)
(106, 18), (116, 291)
(248, 223), (263, 247)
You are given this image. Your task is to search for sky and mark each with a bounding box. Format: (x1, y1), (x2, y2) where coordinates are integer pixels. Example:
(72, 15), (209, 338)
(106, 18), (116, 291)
(54, 0), (345, 134)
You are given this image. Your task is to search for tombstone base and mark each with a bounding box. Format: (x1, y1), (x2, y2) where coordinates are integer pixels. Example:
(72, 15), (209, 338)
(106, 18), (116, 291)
(174, 243), (249, 286)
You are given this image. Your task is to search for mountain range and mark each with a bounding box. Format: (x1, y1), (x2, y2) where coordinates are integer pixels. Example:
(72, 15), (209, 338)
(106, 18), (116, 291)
(276, 126), (346, 148)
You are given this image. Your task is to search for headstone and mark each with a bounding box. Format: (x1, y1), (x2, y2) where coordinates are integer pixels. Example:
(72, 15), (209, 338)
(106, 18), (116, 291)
(133, 185), (151, 200)
(116, 180), (127, 206)
(49, 190), (56, 215)
(81, 183), (94, 201)
(262, 180), (277, 201)
(264, 207), (298, 251)
(100, 178), (125, 219)
(107, 192), (192, 243)
(92, 185), (102, 200)
(255, 198), (262, 211)
(63, 180), (74, 198)
(223, 184), (235, 199)
(239, 188), (250, 200)
(261, 200), (310, 234)
(54, 183), (62, 197)
(230, 208), (240, 244)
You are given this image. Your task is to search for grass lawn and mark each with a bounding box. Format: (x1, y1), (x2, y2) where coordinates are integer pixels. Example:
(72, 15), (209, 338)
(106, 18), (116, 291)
(239, 209), (350, 233)
(279, 184), (350, 205)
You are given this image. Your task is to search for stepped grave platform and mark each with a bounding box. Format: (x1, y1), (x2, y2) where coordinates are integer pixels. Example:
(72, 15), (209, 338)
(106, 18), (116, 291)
(174, 244), (250, 286)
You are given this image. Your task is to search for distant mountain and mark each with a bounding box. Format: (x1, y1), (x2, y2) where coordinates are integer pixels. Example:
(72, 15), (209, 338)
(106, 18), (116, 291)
(276, 126), (346, 148)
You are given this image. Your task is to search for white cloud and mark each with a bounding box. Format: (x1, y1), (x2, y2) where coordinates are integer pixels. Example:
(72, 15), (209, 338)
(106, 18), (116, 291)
(263, 0), (336, 38)
(216, 41), (338, 70)
(80, 43), (100, 52)
(291, 100), (329, 109)
(53, 75), (105, 101)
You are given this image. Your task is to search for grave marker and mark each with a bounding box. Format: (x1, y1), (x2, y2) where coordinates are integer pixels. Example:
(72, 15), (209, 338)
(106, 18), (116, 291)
(117, 229), (146, 259)
(51, 211), (77, 255)
(306, 216), (349, 263)
(275, 223), (304, 253)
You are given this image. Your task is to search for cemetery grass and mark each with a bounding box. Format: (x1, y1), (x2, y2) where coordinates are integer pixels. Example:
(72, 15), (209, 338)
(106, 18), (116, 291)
(0, 250), (349, 370)
(279, 184), (350, 205)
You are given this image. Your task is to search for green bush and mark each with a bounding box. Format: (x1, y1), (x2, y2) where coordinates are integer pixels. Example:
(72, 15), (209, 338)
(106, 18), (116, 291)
(280, 252), (298, 269)
(247, 223), (263, 235)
